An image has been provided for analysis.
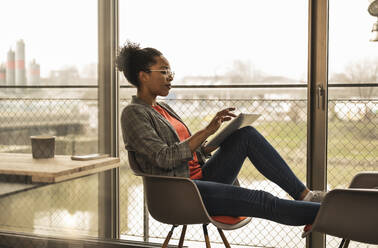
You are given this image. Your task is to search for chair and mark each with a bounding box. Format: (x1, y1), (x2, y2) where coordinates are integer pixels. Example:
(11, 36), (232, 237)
(127, 151), (251, 248)
(310, 171), (378, 248)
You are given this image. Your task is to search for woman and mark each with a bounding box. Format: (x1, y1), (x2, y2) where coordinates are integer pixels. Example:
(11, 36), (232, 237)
(116, 41), (323, 230)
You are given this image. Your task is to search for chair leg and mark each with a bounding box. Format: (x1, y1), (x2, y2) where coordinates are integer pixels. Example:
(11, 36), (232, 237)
(202, 224), (211, 248)
(178, 225), (187, 248)
(162, 225), (176, 248)
(338, 239), (350, 248)
(217, 228), (231, 248)
(343, 239), (350, 248)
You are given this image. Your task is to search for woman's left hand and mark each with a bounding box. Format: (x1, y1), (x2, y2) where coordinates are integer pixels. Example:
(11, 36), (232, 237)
(187, 107), (237, 153)
(204, 107), (237, 136)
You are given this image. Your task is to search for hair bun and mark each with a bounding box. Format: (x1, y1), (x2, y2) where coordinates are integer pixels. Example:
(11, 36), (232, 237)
(116, 41), (141, 72)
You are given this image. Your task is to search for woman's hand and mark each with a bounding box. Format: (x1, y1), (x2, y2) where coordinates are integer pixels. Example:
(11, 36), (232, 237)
(204, 107), (237, 136)
(187, 107), (236, 153)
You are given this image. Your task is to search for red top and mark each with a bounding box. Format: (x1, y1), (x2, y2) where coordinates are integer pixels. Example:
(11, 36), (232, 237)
(152, 105), (246, 225)
(152, 105), (202, 179)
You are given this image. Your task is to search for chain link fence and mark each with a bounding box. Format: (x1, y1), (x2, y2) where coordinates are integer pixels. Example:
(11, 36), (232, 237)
(119, 97), (377, 248)
(0, 96), (376, 247)
(118, 97), (308, 248)
(327, 99), (377, 248)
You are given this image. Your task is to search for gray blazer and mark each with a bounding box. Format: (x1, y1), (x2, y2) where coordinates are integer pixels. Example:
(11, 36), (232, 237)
(121, 96), (208, 177)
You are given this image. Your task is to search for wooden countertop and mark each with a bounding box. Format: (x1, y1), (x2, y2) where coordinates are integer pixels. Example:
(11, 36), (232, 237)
(0, 153), (120, 183)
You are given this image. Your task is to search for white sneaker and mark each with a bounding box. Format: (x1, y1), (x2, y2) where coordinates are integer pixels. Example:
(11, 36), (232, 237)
(303, 191), (327, 203)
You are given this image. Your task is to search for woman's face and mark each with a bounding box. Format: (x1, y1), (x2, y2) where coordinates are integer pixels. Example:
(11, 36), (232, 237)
(141, 55), (173, 97)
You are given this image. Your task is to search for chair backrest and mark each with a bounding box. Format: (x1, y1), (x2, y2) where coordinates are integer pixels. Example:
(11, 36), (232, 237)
(312, 172), (378, 245)
(143, 174), (211, 225)
(127, 151), (210, 225)
(312, 188), (378, 244)
(349, 171), (378, 189)
(127, 151), (144, 175)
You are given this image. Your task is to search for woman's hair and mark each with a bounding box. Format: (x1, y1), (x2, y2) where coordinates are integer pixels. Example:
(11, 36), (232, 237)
(115, 41), (162, 87)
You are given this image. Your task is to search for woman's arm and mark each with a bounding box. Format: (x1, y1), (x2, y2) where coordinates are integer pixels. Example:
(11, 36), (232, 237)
(121, 105), (193, 170)
(121, 105), (236, 169)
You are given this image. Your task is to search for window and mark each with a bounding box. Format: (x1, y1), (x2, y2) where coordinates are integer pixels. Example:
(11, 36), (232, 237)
(0, 0), (99, 236)
(328, 1), (377, 247)
(119, 1), (309, 247)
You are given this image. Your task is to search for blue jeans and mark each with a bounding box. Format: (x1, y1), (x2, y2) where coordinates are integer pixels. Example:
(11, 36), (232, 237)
(194, 126), (320, 226)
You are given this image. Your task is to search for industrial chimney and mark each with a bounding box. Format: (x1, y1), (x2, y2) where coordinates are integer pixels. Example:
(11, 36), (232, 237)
(15, 39), (26, 85)
(6, 49), (15, 85)
(28, 59), (40, 84)
(0, 64), (5, 84)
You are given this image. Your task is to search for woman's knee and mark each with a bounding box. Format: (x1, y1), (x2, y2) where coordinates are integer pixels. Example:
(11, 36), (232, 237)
(238, 126), (261, 140)
(240, 126), (256, 133)
(222, 126), (261, 149)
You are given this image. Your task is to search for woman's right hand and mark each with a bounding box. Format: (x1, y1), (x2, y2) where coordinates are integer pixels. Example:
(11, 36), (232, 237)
(187, 107), (237, 153)
(205, 107), (237, 136)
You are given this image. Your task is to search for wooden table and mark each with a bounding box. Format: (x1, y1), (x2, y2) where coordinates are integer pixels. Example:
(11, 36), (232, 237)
(0, 153), (120, 197)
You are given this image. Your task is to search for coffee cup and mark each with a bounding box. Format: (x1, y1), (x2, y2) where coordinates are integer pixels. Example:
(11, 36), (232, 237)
(30, 135), (55, 159)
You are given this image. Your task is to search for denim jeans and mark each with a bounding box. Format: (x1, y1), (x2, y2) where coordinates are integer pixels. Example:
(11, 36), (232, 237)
(194, 126), (320, 226)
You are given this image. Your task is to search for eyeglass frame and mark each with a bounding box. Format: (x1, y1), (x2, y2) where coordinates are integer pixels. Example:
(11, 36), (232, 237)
(147, 69), (175, 78)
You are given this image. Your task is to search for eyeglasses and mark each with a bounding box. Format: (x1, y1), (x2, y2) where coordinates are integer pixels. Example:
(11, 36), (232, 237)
(148, 69), (175, 78)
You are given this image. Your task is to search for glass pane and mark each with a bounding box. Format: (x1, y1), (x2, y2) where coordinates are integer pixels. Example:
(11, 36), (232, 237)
(119, 1), (308, 247)
(0, 0), (99, 238)
(328, 0), (378, 247)
(119, 0), (308, 86)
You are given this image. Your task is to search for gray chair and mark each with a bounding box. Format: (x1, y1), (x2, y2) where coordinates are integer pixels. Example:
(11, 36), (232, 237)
(310, 171), (378, 248)
(127, 151), (251, 248)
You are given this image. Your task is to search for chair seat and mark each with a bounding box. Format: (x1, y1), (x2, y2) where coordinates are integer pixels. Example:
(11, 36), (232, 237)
(210, 216), (252, 231)
(211, 216), (248, 225)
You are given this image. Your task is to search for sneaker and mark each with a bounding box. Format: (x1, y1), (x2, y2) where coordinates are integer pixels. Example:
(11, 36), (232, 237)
(303, 190), (327, 203)
(301, 224), (312, 238)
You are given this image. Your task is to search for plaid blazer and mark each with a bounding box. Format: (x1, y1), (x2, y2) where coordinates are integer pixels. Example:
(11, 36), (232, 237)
(121, 96), (208, 177)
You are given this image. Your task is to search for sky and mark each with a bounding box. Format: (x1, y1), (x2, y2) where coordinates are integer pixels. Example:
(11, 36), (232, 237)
(0, 0), (377, 80)
(0, 0), (97, 77)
